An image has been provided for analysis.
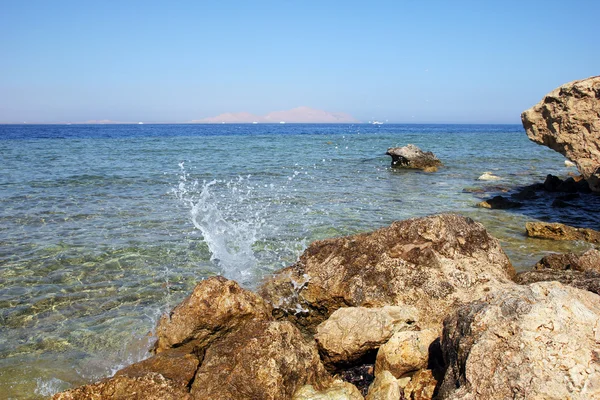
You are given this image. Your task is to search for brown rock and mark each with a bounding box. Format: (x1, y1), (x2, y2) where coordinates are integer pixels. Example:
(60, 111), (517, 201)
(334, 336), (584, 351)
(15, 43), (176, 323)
(521, 76), (600, 192)
(154, 276), (272, 353)
(534, 249), (600, 273)
(386, 144), (442, 172)
(115, 348), (200, 387)
(260, 214), (515, 334)
(477, 195), (522, 209)
(190, 319), (330, 400)
(515, 269), (600, 295)
(525, 221), (600, 244)
(52, 373), (192, 400)
(375, 329), (439, 378)
(403, 369), (436, 400)
(293, 380), (365, 400)
(365, 370), (401, 400)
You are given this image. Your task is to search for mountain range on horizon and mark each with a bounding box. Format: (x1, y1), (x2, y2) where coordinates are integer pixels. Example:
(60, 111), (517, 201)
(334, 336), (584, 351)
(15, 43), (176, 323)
(192, 106), (359, 124)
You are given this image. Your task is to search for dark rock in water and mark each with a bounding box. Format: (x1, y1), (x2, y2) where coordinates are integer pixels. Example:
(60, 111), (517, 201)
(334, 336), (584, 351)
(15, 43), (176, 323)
(576, 178), (592, 193)
(510, 186), (539, 200)
(515, 270), (600, 295)
(557, 177), (579, 193)
(533, 249), (600, 273)
(557, 193), (581, 201)
(526, 221), (600, 244)
(339, 364), (374, 396)
(544, 174), (564, 192)
(477, 195), (522, 209)
(386, 144), (442, 172)
(551, 199), (573, 208)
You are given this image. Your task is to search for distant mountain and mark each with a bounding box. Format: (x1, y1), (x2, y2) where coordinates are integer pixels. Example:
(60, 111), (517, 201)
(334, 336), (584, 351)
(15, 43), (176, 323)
(192, 107), (358, 123)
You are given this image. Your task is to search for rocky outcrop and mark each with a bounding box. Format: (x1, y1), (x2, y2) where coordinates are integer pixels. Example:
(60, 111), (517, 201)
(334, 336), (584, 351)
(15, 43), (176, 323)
(375, 329), (439, 378)
(525, 221), (600, 244)
(533, 248), (600, 272)
(521, 76), (600, 192)
(386, 144), (442, 172)
(476, 195), (521, 209)
(437, 282), (600, 399)
(260, 214), (516, 334)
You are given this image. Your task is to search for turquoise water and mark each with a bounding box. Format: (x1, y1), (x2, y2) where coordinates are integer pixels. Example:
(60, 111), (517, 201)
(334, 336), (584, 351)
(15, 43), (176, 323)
(0, 124), (597, 398)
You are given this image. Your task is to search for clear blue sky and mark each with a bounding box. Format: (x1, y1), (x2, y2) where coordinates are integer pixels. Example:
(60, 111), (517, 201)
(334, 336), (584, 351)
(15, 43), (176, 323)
(1, 0), (598, 123)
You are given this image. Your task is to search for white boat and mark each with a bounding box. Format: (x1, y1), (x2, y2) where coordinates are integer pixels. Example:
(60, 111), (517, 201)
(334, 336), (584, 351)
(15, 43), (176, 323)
(372, 121), (383, 125)
(138, 122), (144, 125)
(252, 121), (258, 124)
(279, 121), (286, 124)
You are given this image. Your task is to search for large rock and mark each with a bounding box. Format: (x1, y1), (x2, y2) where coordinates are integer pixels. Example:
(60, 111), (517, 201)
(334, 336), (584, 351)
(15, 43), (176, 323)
(437, 282), (600, 400)
(403, 369), (437, 400)
(533, 249), (600, 272)
(386, 144), (442, 172)
(154, 276), (272, 353)
(294, 380), (364, 400)
(375, 328), (439, 378)
(521, 76), (600, 192)
(515, 269), (600, 295)
(260, 214), (516, 333)
(525, 221), (600, 244)
(365, 370), (400, 400)
(115, 348), (200, 386)
(190, 319), (330, 400)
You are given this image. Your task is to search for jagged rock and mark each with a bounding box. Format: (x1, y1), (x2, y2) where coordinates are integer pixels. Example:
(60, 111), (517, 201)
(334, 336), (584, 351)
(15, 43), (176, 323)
(533, 249), (600, 272)
(477, 172), (501, 181)
(477, 195), (522, 209)
(315, 306), (418, 369)
(294, 379), (364, 400)
(154, 276), (272, 353)
(525, 221), (600, 244)
(544, 174), (564, 192)
(521, 76), (600, 192)
(115, 348), (200, 386)
(386, 144), (442, 172)
(365, 370), (400, 400)
(403, 369), (437, 400)
(515, 269), (600, 295)
(260, 214), (515, 334)
(52, 373), (192, 400)
(437, 282), (600, 399)
(190, 319), (330, 400)
(375, 329), (439, 378)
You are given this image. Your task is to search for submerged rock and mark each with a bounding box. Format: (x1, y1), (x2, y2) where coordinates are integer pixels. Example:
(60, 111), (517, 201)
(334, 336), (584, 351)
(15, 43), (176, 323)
(437, 282), (600, 399)
(525, 221), (600, 244)
(477, 195), (522, 209)
(521, 76), (600, 192)
(386, 144), (442, 172)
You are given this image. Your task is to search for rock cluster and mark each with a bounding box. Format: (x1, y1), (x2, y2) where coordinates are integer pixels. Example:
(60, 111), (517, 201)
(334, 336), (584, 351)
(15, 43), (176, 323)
(386, 144), (442, 172)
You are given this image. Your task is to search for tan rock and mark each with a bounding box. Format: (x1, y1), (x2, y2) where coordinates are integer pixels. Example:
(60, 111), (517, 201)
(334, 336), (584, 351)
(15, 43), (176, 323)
(191, 319), (330, 400)
(154, 276), (271, 353)
(375, 329), (439, 378)
(315, 306), (418, 368)
(533, 249), (600, 272)
(52, 373), (191, 400)
(514, 269), (600, 295)
(365, 370), (401, 400)
(437, 282), (600, 399)
(403, 369), (436, 400)
(294, 379), (364, 400)
(525, 221), (600, 244)
(260, 214), (515, 334)
(115, 348), (200, 387)
(521, 76), (600, 192)
(386, 144), (442, 172)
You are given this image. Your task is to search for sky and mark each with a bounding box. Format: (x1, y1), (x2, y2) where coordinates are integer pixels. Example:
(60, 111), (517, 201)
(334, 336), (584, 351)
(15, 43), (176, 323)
(0, 0), (598, 124)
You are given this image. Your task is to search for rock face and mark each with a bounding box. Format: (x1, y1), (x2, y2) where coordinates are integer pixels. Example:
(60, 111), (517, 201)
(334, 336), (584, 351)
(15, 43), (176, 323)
(525, 221), (600, 244)
(260, 214), (516, 334)
(437, 282), (600, 400)
(386, 144), (442, 172)
(375, 328), (439, 378)
(521, 76), (600, 192)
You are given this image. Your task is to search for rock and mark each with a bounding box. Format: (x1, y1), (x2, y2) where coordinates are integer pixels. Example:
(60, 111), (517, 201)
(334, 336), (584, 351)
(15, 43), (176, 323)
(403, 369), (437, 400)
(315, 306), (418, 369)
(437, 282), (600, 399)
(260, 214), (515, 334)
(510, 186), (539, 200)
(557, 177), (579, 193)
(525, 221), (600, 244)
(544, 174), (564, 192)
(115, 348), (200, 386)
(52, 373), (192, 400)
(533, 249), (600, 272)
(565, 160), (576, 167)
(386, 145), (442, 172)
(477, 172), (501, 181)
(477, 195), (522, 209)
(154, 276), (272, 353)
(339, 364), (375, 396)
(365, 370), (400, 400)
(190, 319), (330, 400)
(294, 379), (364, 400)
(521, 76), (600, 192)
(514, 269), (600, 295)
(375, 329), (439, 378)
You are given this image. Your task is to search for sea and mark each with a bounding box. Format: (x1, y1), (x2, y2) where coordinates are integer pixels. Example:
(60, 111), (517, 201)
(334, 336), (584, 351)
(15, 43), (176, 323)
(1, 123), (598, 399)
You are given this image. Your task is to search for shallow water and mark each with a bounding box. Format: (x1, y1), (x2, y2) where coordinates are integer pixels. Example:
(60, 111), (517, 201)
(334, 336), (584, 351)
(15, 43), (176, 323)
(0, 123), (597, 398)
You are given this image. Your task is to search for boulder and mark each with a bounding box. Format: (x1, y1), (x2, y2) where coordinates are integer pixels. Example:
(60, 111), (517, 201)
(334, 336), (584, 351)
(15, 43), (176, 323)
(386, 144), (442, 172)
(115, 348), (200, 386)
(515, 269), (600, 295)
(521, 76), (600, 192)
(154, 276), (272, 353)
(525, 221), (600, 244)
(260, 214), (516, 334)
(365, 370), (400, 400)
(52, 373), (192, 400)
(533, 249), (600, 272)
(294, 380), (364, 400)
(476, 195), (522, 209)
(375, 328), (439, 378)
(190, 319), (330, 400)
(437, 282), (600, 399)
(403, 369), (437, 400)
(314, 306), (418, 369)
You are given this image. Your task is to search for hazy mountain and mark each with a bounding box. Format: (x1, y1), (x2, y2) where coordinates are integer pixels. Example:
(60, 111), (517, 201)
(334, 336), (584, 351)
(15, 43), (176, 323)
(192, 107), (358, 123)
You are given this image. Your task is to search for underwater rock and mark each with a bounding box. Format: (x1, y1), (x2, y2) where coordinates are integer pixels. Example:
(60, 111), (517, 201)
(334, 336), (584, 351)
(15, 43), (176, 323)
(259, 214), (515, 334)
(365, 370), (400, 400)
(375, 328), (439, 379)
(522, 76), (600, 192)
(386, 144), (442, 172)
(437, 282), (600, 400)
(525, 221), (600, 244)
(314, 306), (418, 369)
(115, 348), (200, 387)
(293, 379), (365, 400)
(477, 195), (522, 209)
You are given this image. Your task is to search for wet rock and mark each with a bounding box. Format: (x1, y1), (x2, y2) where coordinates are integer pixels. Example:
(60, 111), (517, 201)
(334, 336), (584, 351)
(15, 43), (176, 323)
(525, 221), (600, 244)
(293, 379), (365, 400)
(510, 186), (539, 200)
(365, 370), (400, 400)
(437, 282), (600, 399)
(260, 214), (515, 334)
(52, 373), (192, 400)
(543, 174), (564, 192)
(522, 76), (600, 192)
(557, 177), (579, 193)
(534, 249), (600, 272)
(477, 172), (501, 181)
(190, 319), (330, 400)
(375, 329), (439, 378)
(315, 306), (418, 369)
(154, 276), (272, 353)
(386, 145), (442, 172)
(115, 348), (200, 386)
(403, 369), (437, 400)
(514, 269), (600, 295)
(477, 195), (522, 209)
